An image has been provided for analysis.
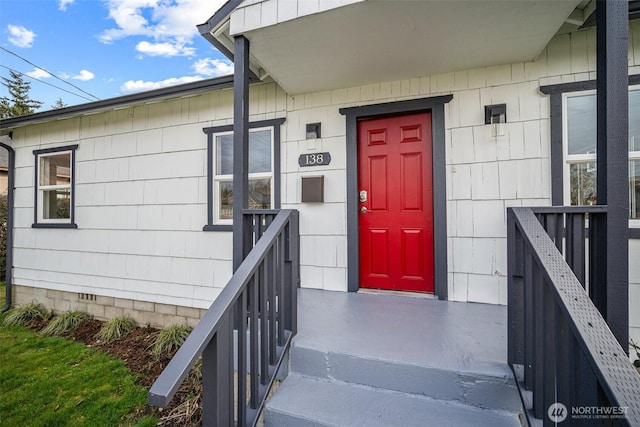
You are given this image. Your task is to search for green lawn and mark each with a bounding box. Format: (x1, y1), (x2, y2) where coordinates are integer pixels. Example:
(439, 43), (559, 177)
(0, 288), (157, 427)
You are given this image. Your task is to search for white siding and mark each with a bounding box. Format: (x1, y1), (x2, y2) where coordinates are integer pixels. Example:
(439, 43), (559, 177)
(11, 85), (285, 309)
(229, 0), (364, 34)
(8, 19), (640, 345)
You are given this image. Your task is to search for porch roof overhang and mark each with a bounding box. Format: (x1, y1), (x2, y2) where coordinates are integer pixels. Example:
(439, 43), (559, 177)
(203, 0), (587, 95)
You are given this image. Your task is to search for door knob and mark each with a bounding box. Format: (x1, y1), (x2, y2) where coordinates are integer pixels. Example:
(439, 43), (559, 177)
(360, 207), (368, 214)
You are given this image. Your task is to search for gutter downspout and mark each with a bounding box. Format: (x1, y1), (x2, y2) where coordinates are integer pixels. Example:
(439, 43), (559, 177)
(0, 141), (14, 313)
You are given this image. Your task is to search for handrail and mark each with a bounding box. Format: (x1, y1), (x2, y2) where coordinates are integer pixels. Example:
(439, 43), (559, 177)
(507, 207), (640, 425)
(148, 209), (300, 426)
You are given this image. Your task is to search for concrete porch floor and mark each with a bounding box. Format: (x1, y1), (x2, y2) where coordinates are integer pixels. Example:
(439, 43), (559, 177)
(295, 288), (514, 379)
(265, 288), (523, 426)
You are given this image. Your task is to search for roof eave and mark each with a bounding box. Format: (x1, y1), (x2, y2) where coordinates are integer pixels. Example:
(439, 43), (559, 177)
(198, 0), (261, 81)
(0, 75), (235, 132)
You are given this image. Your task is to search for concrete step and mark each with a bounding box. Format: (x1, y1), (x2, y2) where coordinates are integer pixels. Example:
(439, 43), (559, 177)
(264, 289), (524, 426)
(289, 343), (522, 414)
(265, 374), (523, 427)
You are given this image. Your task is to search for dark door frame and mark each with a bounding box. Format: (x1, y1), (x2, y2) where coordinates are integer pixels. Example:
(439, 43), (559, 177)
(339, 95), (453, 299)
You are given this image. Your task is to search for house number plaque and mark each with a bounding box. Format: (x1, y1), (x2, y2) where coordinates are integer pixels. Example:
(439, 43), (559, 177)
(299, 152), (331, 167)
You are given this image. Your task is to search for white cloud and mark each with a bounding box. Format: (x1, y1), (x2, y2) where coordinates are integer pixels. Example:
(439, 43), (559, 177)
(7, 25), (36, 48)
(58, 0), (74, 11)
(61, 70), (95, 81)
(120, 75), (203, 93)
(25, 68), (52, 79)
(193, 58), (233, 77)
(71, 70), (95, 81)
(136, 40), (195, 57)
(99, 0), (226, 57)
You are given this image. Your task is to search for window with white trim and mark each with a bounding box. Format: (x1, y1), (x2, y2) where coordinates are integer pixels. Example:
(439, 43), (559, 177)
(563, 89), (640, 221)
(33, 145), (77, 228)
(203, 118), (284, 231)
(213, 128), (274, 223)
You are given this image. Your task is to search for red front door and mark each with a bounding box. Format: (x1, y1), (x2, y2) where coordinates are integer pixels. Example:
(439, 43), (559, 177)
(358, 112), (434, 293)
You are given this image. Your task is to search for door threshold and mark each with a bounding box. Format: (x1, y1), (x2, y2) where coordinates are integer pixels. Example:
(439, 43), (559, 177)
(357, 289), (436, 299)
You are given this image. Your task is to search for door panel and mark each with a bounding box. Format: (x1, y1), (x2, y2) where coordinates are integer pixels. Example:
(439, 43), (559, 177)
(358, 113), (434, 293)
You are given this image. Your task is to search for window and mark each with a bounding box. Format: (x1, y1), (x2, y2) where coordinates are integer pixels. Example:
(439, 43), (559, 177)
(203, 119), (284, 231)
(563, 89), (640, 221)
(33, 145), (78, 228)
(215, 128), (273, 222)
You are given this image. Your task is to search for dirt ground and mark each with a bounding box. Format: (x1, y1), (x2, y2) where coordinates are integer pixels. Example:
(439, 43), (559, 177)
(25, 318), (195, 426)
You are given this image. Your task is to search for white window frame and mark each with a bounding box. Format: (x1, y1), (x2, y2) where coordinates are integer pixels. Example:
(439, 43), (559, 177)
(213, 127), (275, 225)
(562, 87), (640, 226)
(33, 145), (77, 228)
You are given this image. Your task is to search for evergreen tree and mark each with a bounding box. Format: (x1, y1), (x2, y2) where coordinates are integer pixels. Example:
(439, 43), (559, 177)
(0, 70), (43, 118)
(51, 98), (67, 109)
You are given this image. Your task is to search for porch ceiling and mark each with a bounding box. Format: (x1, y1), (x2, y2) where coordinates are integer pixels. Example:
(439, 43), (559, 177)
(228, 0), (583, 94)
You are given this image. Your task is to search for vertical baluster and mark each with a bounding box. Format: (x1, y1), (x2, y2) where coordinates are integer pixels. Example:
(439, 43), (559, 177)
(254, 213), (262, 244)
(236, 289), (247, 426)
(202, 314), (234, 426)
(542, 283), (556, 427)
(277, 232), (285, 346)
(556, 318), (576, 419)
(250, 272), (259, 409)
(575, 347), (599, 411)
(589, 212), (607, 314)
(565, 213), (586, 287)
(524, 247), (535, 390)
(533, 259), (545, 419)
(268, 244), (277, 365)
(260, 254), (269, 384)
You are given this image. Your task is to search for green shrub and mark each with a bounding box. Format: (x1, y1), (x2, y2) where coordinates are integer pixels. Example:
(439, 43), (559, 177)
(3, 303), (51, 326)
(96, 316), (136, 342)
(152, 324), (192, 358)
(41, 310), (86, 336)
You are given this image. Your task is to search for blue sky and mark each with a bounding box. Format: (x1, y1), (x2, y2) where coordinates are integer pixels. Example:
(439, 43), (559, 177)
(0, 0), (232, 112)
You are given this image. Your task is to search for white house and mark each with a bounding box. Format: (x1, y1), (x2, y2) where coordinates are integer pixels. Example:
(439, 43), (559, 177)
(0, 0), (638, 342)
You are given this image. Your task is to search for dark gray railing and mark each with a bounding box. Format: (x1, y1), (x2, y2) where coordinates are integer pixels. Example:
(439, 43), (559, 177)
(530, 206), (607, 293)
(148, 209), (299, 426)
(507, 206), (640, 426)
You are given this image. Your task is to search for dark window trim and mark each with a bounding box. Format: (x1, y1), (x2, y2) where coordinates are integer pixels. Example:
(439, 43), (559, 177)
(541, 76), (640, 239)
(203, 118), (285, 231)
(32, 144), (78, 229)
(339, 95), (453, 299)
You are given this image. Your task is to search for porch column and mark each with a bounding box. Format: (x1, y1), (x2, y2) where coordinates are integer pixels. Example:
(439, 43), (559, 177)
(595, 0), (629, 349)
(233, 36), (251, 271)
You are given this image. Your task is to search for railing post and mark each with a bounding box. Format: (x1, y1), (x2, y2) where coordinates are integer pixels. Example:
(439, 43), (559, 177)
(532, 260), (545, 419)
(232, 35), (250, 272)
(290, 211), (299, 335)
(507, 208), (524, 366)
(202, 314), (234, 426)
(283, 211), (299, 336)
(596, 0), (629, 350)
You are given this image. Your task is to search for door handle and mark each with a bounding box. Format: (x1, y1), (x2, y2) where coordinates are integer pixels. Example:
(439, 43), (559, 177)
(360, 207), (368, 214)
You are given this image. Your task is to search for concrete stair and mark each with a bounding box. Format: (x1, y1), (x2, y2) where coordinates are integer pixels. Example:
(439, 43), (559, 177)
(264, 289), (524, 426)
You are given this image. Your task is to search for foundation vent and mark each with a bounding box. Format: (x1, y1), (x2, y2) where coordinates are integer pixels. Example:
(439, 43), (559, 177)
(78, 293), (97, 301)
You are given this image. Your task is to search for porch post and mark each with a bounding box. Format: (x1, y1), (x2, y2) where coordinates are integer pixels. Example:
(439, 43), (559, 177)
(233, 36), (251, 271)
(595, 0), (629, 349)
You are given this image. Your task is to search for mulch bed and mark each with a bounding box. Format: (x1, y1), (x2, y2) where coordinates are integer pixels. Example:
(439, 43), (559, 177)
(23, 317), (197, 426)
